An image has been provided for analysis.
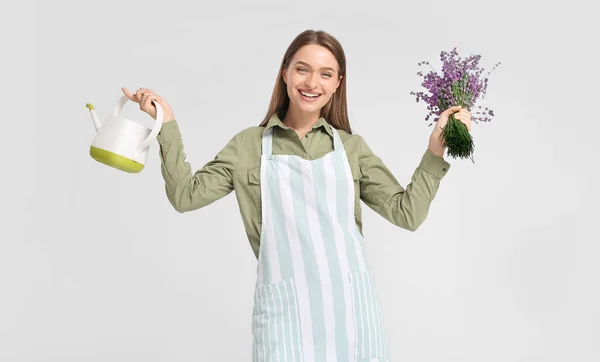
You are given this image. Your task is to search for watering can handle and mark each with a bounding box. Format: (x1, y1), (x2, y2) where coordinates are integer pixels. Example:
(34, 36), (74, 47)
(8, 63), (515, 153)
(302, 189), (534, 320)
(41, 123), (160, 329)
(114, 95), (164, 152)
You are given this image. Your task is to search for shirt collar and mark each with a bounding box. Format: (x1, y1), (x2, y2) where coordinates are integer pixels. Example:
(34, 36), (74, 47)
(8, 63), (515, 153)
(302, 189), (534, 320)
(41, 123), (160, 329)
(264, 112), (333, 138)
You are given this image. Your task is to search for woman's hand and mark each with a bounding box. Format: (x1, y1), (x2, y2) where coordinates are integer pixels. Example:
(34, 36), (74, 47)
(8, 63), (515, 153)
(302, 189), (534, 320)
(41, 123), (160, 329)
(121, 87), (175, 123)
(428, 106), (472, 157)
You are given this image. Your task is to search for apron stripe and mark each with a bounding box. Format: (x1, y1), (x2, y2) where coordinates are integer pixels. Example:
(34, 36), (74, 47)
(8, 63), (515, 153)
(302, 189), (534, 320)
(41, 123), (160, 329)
(252, 295), (258, 361)
(351, 272), (365, 357)
(305, 157), (341, 362)
(321, 153), (356, 362)
(268, 283), (284, 361)
(340, 153), (367, 273)
(367, 273), (380, 357)
(260, 286), (269, 360)
(327, 149), (362, 361)
(372, 278), (387, 356)
(377, 296), (389, 357)
(287, 280), (304, 361)
(278, 155), (315, 361)
(255, 288), (261, 361)
(266, 160), (295, 283)
(281, 280), (298, 362)
(365, 273), (374, 358)
(361, 273), (375, 357)
(274, 283), (289, 362)
(349, 273), (359, 357)
(288, 156), (330, 361)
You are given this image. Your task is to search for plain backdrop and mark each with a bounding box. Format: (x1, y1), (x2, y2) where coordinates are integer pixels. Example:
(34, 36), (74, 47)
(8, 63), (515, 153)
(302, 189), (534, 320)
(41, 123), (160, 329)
(3, 0), (598, 361)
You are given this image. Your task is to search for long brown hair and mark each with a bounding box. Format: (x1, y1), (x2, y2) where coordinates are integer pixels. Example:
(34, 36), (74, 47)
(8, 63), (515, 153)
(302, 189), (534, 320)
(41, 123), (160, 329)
(259, 30), (352, 134)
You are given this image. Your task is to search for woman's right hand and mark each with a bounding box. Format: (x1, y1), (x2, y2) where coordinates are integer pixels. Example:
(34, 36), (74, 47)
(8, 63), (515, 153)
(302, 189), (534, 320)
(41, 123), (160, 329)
(121, 87), (175, 123)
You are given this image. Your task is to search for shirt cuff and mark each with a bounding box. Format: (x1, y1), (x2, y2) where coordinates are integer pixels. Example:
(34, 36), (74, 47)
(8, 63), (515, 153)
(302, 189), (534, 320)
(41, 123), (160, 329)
(156, 120), (181, 144)
(418, 149), (451, 179)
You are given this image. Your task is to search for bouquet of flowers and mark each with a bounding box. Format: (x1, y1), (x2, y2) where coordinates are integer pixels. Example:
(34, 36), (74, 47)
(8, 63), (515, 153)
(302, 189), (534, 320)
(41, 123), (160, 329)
(410, 47), (500, 162)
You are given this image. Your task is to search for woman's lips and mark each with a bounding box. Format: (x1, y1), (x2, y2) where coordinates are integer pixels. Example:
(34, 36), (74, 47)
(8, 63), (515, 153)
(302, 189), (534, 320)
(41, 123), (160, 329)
(298, 89), (321, 102)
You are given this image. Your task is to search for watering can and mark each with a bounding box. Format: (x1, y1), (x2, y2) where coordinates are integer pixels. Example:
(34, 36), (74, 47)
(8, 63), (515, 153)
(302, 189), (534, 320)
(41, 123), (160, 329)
(85, 95), (163, 173)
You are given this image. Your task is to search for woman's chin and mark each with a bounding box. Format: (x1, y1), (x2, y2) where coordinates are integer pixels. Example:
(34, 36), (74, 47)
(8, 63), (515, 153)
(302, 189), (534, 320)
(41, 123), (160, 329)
(291, 99), (323, 113)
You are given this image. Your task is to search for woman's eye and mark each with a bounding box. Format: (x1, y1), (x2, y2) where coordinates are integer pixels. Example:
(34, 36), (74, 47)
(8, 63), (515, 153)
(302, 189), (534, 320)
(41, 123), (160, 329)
(297, 68), (308, 73)
(322, 73), (332, 78)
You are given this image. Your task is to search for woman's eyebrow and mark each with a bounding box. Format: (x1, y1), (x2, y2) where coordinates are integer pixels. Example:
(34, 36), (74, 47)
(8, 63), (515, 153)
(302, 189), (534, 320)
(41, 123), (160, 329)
(294, 61), (336, 73)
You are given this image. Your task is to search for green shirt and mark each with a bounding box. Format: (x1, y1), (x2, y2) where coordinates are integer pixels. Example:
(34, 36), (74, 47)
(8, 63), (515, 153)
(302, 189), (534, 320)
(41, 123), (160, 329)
(155, 113), (451, 259)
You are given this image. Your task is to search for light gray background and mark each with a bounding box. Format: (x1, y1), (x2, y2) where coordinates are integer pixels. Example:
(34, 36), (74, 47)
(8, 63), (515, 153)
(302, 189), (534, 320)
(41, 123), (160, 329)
(3, 0), (598, 361)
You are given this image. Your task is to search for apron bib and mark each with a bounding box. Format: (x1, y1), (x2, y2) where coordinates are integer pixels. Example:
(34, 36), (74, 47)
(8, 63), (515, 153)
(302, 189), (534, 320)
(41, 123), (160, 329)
(252, 124), (391, 362)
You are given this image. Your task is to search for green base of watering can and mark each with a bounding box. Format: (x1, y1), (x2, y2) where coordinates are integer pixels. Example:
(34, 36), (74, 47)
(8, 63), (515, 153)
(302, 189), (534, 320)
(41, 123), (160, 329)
(86, 94), (163, 174)
(90, 146), (145, 173)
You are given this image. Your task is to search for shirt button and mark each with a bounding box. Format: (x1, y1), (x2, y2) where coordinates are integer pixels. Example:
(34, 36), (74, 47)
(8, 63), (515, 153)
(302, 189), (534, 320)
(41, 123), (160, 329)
(442, 168), (447, 171)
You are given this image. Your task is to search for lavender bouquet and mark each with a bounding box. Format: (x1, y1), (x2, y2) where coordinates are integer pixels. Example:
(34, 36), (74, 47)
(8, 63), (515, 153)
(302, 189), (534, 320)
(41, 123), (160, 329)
(410, 47), (500, 161)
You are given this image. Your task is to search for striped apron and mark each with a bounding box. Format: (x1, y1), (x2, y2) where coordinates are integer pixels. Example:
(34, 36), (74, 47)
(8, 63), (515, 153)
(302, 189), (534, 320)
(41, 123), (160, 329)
(252, 124), (391, 362)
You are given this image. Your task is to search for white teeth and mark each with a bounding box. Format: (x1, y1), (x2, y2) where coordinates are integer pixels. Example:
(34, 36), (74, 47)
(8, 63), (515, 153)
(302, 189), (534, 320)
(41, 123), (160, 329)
(300, 91), (320, 98)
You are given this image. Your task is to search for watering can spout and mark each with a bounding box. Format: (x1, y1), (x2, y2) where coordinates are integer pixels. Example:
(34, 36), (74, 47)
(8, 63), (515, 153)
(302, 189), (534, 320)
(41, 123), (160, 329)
(86, 103), (102, 131)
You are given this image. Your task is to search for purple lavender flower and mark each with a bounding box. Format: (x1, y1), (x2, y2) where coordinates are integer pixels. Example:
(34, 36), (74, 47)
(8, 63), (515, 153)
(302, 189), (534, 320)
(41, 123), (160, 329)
(410, 48), (501, 161)
(410, 47), (500, 126)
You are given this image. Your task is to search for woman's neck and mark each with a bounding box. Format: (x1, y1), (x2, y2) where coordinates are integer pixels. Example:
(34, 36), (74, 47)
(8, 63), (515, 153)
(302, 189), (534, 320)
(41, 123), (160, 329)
(282, 107), (320, 137)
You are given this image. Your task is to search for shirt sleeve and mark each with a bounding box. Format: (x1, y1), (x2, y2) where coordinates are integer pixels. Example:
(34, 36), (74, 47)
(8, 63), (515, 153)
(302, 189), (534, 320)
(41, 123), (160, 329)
(156, 120), (240, 213)
(357, 135), (451, 231)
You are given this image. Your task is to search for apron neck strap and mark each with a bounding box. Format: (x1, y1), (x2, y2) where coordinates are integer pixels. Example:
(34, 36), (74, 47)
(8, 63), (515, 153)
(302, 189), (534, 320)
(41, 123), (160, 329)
(330, 125), (344, 151)
(261, 123), (344, 157)
(262, 127), (274, 157)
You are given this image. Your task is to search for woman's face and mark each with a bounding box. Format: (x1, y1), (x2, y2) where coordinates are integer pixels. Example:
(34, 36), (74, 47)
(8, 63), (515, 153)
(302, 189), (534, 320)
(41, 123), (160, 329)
(282, 44), (342, 115)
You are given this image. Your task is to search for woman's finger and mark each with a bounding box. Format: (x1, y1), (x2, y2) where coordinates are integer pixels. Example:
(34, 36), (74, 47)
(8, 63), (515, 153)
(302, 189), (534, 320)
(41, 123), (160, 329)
(138, 88), (153, 98)
(150, 95), (162, 118)
(136, 88), (150, 101)
(454, 115), (471, 131)
(136, 88), (154, 100)
(149, 94), (160, 106)
(121, 87), (137, 102)
(459, 109), (472, 118)
(445, 105), (462, 115)
(135, 89), (145, 101)
(149, 95), (162, 112)
(141, 92), (154, 111)
(464, 113), (472, 124)
(140, 92), (149, 109)
(147, 94), (161, 109)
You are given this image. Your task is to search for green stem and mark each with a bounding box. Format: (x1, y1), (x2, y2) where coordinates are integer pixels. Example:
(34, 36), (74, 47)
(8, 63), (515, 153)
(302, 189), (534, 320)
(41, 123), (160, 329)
(440, 114), (475, 163)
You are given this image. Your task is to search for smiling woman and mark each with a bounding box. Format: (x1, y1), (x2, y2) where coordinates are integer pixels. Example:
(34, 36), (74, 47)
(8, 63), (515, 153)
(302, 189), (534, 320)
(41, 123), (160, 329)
(259, 31), (350, 139)
(123, 29), (465, 362)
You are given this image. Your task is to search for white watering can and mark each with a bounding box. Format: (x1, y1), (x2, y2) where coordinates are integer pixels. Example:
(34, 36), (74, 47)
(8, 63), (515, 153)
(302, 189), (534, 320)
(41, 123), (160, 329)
(85, 95), (163, 173)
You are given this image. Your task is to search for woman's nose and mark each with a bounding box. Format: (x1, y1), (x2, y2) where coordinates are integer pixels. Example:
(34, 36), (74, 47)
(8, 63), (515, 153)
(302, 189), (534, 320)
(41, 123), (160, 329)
(305, 73), (318, 88)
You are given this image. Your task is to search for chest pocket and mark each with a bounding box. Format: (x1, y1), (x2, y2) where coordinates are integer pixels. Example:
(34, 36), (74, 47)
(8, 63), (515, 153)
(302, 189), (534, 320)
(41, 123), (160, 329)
(349, 161), (362, 221)
(248, 166), (262, 223)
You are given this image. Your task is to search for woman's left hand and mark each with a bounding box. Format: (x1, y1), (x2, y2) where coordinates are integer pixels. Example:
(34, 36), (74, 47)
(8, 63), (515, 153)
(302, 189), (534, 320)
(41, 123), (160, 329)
(428, 106), (472, 157)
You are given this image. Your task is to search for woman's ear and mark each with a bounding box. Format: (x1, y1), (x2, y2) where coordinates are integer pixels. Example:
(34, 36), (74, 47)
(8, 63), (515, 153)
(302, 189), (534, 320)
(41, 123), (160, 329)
(335, 75), (342, 91)
(282, 68), (287, 84)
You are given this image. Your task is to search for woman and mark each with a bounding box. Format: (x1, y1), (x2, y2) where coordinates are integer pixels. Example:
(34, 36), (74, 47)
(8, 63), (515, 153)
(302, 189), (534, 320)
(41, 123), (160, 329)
(122, 29), (471, 362)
